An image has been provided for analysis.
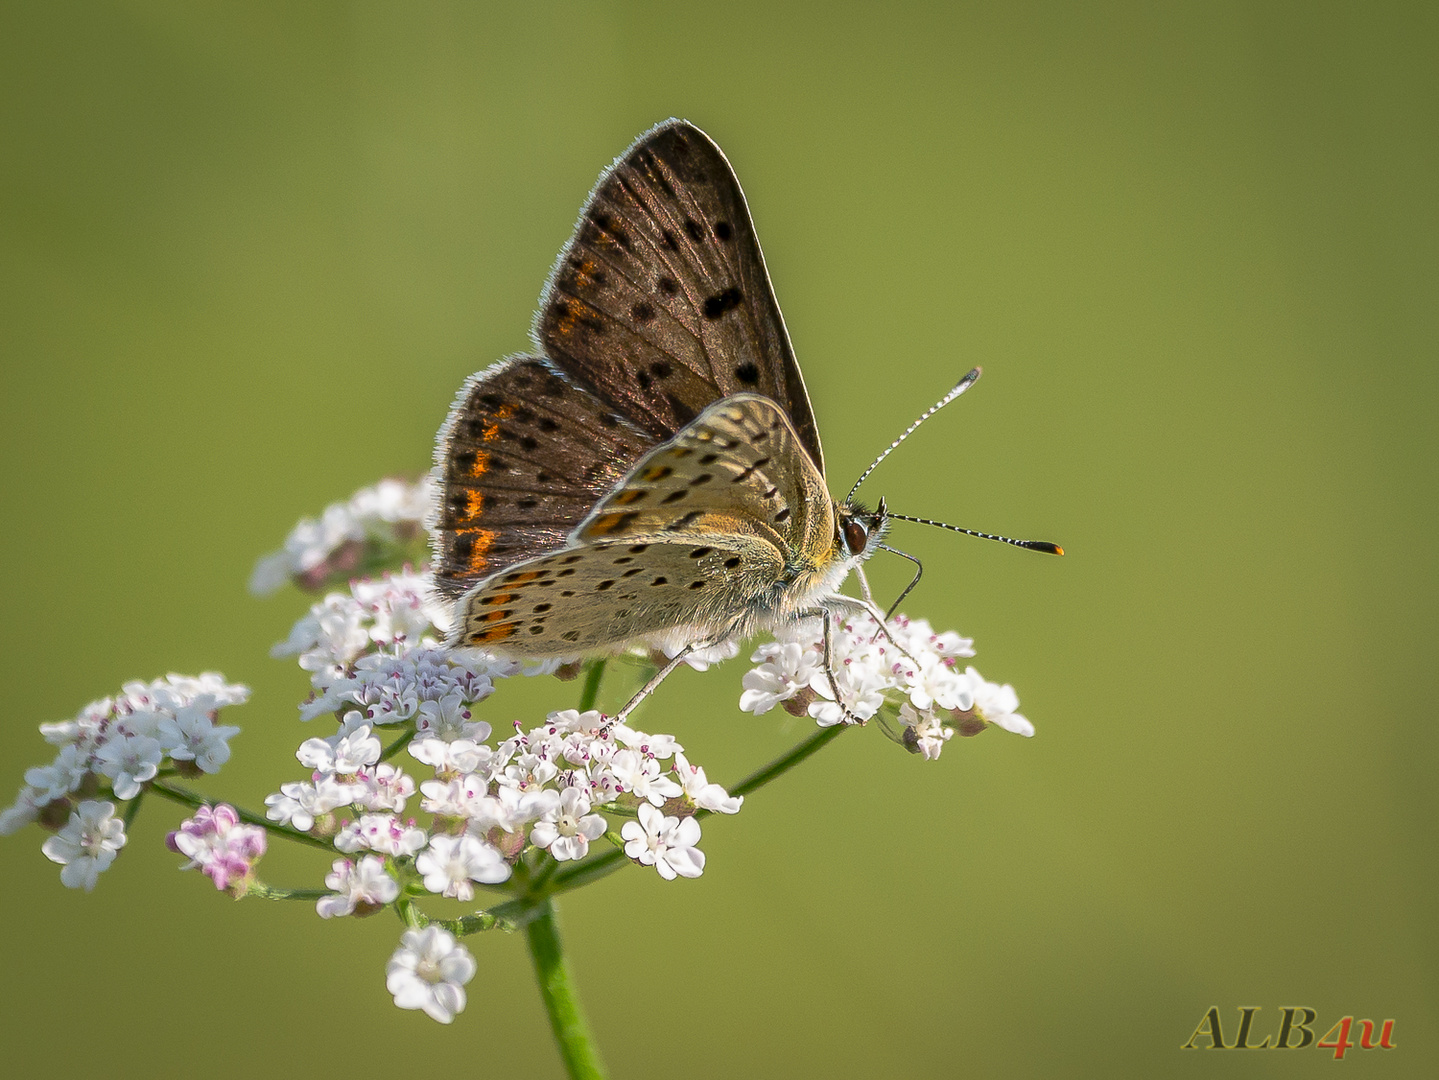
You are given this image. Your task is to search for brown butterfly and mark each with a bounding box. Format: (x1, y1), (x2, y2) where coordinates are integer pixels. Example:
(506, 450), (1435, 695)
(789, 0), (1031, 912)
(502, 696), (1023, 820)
(429, 120), (1058, 721)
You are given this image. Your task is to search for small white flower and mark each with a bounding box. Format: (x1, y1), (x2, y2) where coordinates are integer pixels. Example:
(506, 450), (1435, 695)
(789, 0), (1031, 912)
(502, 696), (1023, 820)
(649, 632), (742, 672)
(621, 803), (705, 880)
(265, 781), (322, 831)
(419, 775), (484, 819)
(156, 706), (241, 773)
(112, 706), (165, 741)
(898, 704), (954, 760)
(467, 785), (554, 834)
(386, 926), (476, 1024)
(542, 709), (604, 735)
(333, 813), (428, 856)
(808, 660), (887, 726)
(92, 733), (164, 800)
(611, 725), (683, 760)
(409, 737), (495, 778)
(41, 800), (127, 891)
(297, 724), (382, 774)
(415, 834), (511, 900)
(0, 787), (43, 835)
(249, 477), (433, 596)
(352, 763), (415, 813)
(673, 752), (743, 814)
(605, 749), (682, 806)
(739, 641), (823, 714)
(967, 667), (1034, 736)
(414, 695), (491, 743)
(24, 745), (91, 802)
(317, 855), (400, 918)
(901, 653), (973, 713)
(529, 787), (608, 861)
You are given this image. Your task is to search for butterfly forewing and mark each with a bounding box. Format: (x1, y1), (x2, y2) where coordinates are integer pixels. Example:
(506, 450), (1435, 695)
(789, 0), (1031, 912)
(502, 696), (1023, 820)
(431, 357), (654, 599)
(454, 533), (783, 656)
(536, 120), (826, 476)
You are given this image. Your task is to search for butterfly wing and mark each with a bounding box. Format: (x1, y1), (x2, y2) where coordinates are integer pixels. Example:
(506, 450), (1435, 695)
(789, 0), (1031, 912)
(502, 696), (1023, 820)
(535, 119), (826, 477)
(430, 357), (655, 599)
(575, 394), (835, 565)
(452, 533), (782, 654)
(451, 395), (839, 657)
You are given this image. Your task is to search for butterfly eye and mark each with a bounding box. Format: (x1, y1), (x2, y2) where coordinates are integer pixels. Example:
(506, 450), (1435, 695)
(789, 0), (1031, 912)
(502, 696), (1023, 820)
(842, 519), (869, 556)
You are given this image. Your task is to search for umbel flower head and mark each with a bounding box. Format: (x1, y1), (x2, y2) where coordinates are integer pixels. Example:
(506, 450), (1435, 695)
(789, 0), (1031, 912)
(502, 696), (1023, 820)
(0, 476), (1043, 1031)
(2, 673), (249, 891)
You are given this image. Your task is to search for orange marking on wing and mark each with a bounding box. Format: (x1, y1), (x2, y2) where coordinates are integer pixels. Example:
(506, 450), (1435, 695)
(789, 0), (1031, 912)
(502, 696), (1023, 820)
(613, 489), (645, 505)
(461, 490), (484, 521)
(480, 422), (501, 441)
(479, 592), (515, 606)
(509, 571), (544, 583)
(471, 625), (515, 643)
(482, 610), (512, 623)
(456, 527), (495, 573)
(494, 404), (516, 420)
(589, 511), (639, 536)
(467, 450), (490, 477)
(553, 299), (576, 337)
(640, 465), (673, 482)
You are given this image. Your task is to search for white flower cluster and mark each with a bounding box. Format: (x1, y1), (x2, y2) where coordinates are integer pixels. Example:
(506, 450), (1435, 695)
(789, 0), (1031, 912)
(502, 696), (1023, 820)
(270, 571), (512, 724)
(0, 673), (248, 890)
(740, 612), (1033, 756)
(256, 571), (742, 1021)
(249, 476), (433, 596)
(266, 706), (738, 901)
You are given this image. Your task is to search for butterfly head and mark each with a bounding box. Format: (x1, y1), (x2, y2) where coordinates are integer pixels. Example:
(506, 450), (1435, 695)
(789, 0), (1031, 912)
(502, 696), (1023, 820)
(836, 496), (890, 564)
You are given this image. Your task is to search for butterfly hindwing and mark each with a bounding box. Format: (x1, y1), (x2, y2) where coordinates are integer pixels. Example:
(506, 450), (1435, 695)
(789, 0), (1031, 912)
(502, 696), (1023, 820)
(575, 394), (835, 564)
(454, 533), (784, 656)
(430, 357), (655, 599)
(535, 119), (826, 476)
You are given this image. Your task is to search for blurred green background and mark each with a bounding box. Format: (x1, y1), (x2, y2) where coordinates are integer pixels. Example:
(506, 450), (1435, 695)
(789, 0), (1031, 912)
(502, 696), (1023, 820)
(2, 2), (1434, 1076)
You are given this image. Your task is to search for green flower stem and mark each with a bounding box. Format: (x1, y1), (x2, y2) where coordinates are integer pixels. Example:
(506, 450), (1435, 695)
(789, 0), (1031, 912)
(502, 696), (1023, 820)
(527, 898), (608, 1080)
(547, 847), (629, 893)
(148, 780), (336, 854)
(714, 722), (847, 803)
(397, 896), (424, 930)
(122, 791), (146, 829)
(436, 896), (544, 935)
(381, 728), (416, 762)
(577, 660), (606, 713)
(248, 883), (330, 901)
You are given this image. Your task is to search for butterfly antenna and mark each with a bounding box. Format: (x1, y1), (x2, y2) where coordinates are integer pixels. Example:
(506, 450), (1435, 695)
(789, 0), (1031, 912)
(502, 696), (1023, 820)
(887, 514), (1064, 556)
(847, 368), (984, 502)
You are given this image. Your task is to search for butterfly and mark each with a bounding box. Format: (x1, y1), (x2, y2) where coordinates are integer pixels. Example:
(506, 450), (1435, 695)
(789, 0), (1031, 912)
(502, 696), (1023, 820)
(429, 119), (1058, 722)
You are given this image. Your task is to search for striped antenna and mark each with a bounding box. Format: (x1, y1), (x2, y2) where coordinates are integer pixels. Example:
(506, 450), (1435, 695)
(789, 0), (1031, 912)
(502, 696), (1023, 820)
(886, 513), (1064, 555)
(846, 368), (983, 502)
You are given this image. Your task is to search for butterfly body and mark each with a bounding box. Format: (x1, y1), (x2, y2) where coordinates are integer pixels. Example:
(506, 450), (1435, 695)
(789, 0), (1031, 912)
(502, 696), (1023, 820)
(430, 119), (891, 682)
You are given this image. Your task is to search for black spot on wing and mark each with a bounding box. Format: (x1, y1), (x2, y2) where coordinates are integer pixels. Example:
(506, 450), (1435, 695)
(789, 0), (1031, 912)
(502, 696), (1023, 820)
(702, 288), (743, 319)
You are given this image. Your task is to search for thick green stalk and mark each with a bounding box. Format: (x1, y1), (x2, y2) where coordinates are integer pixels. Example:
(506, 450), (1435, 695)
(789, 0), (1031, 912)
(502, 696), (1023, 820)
(577, 660), (606, 713)
(526, 898), (608, 1080)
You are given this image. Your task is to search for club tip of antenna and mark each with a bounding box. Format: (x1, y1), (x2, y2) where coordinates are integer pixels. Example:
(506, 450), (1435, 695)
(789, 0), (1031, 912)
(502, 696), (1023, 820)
(1024, 541), (1063, 555)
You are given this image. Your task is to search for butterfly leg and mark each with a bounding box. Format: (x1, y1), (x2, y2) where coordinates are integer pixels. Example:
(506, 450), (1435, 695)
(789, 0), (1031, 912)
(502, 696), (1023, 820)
(803, 608), (866, 726)
(601, 646), (697, 733)
(600, 623), (746, 733)
(826, 576), (921, 669)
